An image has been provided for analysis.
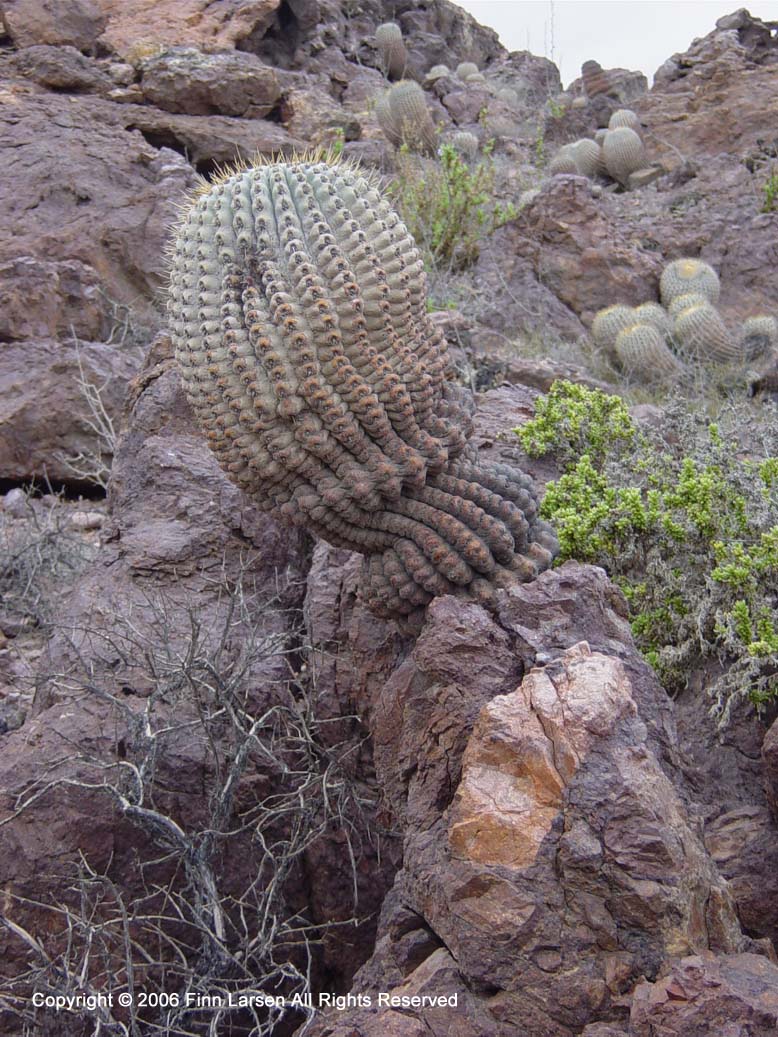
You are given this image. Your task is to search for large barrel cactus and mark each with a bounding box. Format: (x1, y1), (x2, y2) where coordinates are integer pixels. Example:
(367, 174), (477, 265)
(660, 258), (720, 307)
(376, 81), (438, 155)
(602, 127), (646, 186)
(167, 157), (557, 621)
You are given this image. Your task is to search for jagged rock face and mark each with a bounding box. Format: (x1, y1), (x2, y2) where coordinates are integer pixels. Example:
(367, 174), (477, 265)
(167, 160), (558, 620)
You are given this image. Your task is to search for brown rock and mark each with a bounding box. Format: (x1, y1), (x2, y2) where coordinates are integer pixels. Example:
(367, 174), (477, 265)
(0, 256), (109, 341)
(581, 59), (648, 105)
(139, 46), (280, 117)
(0, 337), (143, 484)
(630, 952), (778, 1036)
(764, 717), (778, 818)
(96, 0), (281, 58)
(0, 88), (196, 322)
(4, 44), (112, 93)
(2, 0), (106, 51)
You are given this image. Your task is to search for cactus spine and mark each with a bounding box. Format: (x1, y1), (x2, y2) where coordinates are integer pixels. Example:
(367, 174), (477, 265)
(572, 138), (606, 178)
(742, 315), (778, 361)
(450, 130), (479, 161)
(667, 292), (710, 319)
(166, 157), (557, 620)
(549, 144), (578, 175)
(634, 301), (673, 337)
(377, 81), (438, 155)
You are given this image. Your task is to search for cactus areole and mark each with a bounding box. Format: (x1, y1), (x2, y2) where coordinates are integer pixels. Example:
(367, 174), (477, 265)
(167, 156), (557, 620)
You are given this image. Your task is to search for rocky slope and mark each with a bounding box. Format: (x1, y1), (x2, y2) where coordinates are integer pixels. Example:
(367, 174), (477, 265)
(1, 2), (778, 1035)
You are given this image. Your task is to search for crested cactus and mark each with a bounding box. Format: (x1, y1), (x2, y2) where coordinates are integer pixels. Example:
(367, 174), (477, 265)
(166, 157), (557, 621)
(634, 301), (673, 338)
(660, 258), (720, 307)
(375, 22), (408, 80)
(673, 302), (740, 363)
(450, 130), (479, 161)
(572, 138), (605, 178)
(742, 315), (778, 361)
(666, 292), (710, 319)
(614, 323), (683, 381)
(602, 127), (646, 186)
(608, 109), (641, 133)
(377, 81), (438, 155)
(456, 61), (479, 80)
(591, 304), (637, 360)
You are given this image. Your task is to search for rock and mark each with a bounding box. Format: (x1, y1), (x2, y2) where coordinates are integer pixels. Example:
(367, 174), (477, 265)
(0, 338), (143, 484)
(68, 510), (103, 530)
(765, 718), (778, 818)
(0, 89), (195, 324)
(279, 84), (361, 146)
(1, 488), (28, 518)
(0, 256), (109, 341)
(705, 806), (778, 948)
(97, 0), (281, 59)
(5, 44), (112, 93)
(138, 46), (281, 117)
(630, 953), (778, 1035)
(487, 50), (562, 107)
(628, 165), (665, 190)
(581, 59), (648, 105)
(1, 0), (106, 51)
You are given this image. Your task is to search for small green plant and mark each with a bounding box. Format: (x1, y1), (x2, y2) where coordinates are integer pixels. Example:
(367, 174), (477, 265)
(389, 141), (516, 271)
(762, 165), (778, 213)
(330, 126), (345, 158)
(516, 380), (778, 717)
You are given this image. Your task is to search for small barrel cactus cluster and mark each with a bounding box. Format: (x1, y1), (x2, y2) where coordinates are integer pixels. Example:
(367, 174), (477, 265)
(167, 157), (558, 621)
(375, 80), (437, 155)
(375, 22), (408, 81)
(548, 109), (651, 188)
(591, 258), (778, 383)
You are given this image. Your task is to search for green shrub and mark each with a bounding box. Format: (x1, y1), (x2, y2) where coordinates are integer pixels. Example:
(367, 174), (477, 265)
(762, 165), (778, 213)
(388, 141), (516, 271)
(516, 380), (778, 717)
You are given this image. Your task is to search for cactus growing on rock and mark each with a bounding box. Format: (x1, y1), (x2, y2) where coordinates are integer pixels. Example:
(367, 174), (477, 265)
(667, 292), (710, 319)
(591, 304), (637, 360)
(426, 64), (450, 82)
(614, 323), (683, 381)
(375, 22), (408, 80)
(660, 258), (720, 307)
(572, 138), (605, 178)
(634, 301), (673, 338)
(377, 81), (438, 155)
(673, 302), (740, 363)
(450, 130), (479, 161)
(549, 145), (578, 175)
(496, 86), (519, 105)
(608, 109), (641, 133)
(166, 157), (557, 620)
(602, 127), (646, 186)
(456, 61), (479, 80)
(742, 315), (778, 361)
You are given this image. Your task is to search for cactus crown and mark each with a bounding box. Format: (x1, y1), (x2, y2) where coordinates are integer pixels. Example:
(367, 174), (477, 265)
(166, 156), (557, 620)
(660, 258), (720, 307)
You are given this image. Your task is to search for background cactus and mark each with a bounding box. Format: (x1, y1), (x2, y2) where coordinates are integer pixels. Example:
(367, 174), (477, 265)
(464, 72), (486, 85)
(660, 258), (720, 306)
(634, 301), (673, 337)
(742, 315), (778, 361)
(375, 22), (408, 80)
(572, 138), (605, 178)
(667, 292), (710, 319)
(450, 130), (479, 161)
(673, 302), (740, 363)
(602, 126), (646, 186)
(608, 109), (641, 133)
(614, 323), (684, 381)
(549, 144), (578, 175)
(426, 63), (450, 82)
(377, 81), (438, 155)
(496, 86), (519, 105)
(167, 158), (557, 620)
(591, 304), (637, 360)
(456, 61), (479, 80)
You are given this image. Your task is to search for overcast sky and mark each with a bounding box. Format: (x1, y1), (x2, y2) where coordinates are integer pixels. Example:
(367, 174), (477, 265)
(456, 1), (776, 88)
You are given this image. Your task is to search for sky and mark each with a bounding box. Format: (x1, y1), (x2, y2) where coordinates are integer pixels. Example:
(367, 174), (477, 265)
(456, 1), (777, 88)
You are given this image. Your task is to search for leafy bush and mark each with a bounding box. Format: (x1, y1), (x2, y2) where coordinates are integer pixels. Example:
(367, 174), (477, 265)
(516, 380), (778, 717)
(762, 164), (778, 213)
(388, 141), (516, 271)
